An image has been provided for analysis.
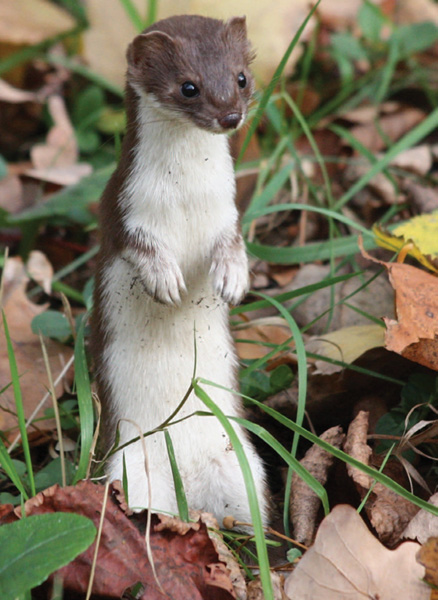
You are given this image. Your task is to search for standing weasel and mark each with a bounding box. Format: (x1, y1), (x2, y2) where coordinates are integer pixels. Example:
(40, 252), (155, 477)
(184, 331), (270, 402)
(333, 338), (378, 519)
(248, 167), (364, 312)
(91, 14), (268, 527)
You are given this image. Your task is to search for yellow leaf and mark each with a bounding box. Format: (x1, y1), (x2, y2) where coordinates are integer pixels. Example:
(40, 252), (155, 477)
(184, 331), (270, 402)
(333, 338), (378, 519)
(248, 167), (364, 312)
(373, 223), (438, 273)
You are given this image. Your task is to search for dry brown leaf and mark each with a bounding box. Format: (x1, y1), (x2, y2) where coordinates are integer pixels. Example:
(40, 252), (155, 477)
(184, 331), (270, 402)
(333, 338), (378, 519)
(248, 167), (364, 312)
(390, 145), (432, 176)
(193, 511), (247, 600)
(395, 0), (438, 25)
(0, 254), (72, 435)
(284, 504), (428, 600)
(349, 107), (425, 153)
(27, 95), (92, 186)
(344, 410), (419, 545)
(290, 426), (345, 545)
(417, 537), (438, 599)
(0, 79), (41, 103)
(234, 319), (292, 360)
(361, 244), (438, 371)
(284, 264), (394, 335)
(404, 180), (438, 214)
(0, 481), (236, 600)
(402, 492), (438, 544)
(247, 572), (287, 600)
(0, 174), (23, 213)
(0, 0), (75, 46)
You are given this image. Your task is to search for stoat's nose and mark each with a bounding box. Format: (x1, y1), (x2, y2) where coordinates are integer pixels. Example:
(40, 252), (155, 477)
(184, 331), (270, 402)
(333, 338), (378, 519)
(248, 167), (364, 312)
(218, 112), (242, 129)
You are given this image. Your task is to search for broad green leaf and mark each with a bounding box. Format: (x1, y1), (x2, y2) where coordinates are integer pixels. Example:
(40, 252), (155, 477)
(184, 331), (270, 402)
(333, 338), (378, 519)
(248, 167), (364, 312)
(31, 311), (72, 342)
(0, 513), (96, 600)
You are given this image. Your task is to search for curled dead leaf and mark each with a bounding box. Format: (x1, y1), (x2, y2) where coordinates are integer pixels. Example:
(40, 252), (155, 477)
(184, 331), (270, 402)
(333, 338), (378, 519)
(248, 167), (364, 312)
(290, 426), (345, 545)
(344, 410), (419, 545)
(284, 505), (428, 600)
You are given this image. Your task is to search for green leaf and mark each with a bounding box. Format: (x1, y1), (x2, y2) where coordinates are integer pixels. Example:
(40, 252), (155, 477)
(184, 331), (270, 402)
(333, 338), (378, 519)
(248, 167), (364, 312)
(0, 155), (7, 180)
(396, 22), (438, 58)
(72, 85), (105, 126)
(269, 365), (294, 394)
(75, 129), (101, 154)
(0, 513), (96, 600)
(8, 164), (114, 226)
(331, 32), (368, 62)
(31, 311), (72, 342)
(359, 1), (385, 42)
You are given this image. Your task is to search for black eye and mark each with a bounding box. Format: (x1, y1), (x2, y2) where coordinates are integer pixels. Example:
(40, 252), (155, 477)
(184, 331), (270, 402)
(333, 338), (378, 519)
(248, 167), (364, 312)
(181, 81), (199, 98)
(237, 72), (247, 89)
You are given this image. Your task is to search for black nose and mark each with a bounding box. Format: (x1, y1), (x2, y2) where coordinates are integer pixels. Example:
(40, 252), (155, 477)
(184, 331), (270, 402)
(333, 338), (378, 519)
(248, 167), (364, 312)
(218, 112), (241, 129)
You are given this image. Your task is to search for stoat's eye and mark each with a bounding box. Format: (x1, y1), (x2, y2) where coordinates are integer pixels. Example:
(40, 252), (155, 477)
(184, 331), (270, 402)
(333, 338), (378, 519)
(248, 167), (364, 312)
(181, 81), (200, 98)
(237, 72), (247, 89)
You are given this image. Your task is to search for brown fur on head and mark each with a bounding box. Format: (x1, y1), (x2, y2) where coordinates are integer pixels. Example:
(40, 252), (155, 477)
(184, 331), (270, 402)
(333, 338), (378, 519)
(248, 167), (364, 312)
(126, 15), (255, 132)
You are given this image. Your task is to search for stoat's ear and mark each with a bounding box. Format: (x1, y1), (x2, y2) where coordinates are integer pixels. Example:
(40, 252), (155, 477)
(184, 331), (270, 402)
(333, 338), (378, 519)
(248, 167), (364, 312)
(224, 16), (248, 41)
(127, 30), (176, 70)
(224, 16), (255, 65)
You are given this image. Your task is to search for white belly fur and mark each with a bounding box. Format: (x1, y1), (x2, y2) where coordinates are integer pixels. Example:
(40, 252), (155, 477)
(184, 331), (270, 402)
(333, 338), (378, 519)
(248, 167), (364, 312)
(99, 93), (268, 526)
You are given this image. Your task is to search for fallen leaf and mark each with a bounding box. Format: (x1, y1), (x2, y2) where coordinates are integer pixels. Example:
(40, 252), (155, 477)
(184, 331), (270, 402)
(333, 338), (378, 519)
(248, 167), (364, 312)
(248, 572), (287, 600)
(393, 211), (438, 258)
(344, 410), (419, 545)
(0, 0), (75, 46)
(284, 264), (394, 335)
(27, 95), (92, 186)
(348, 107), (425, 153)
(402, 492), (438, 543)
(361, 242), (438, 370)
(0, 79), (41, 103)
(234, 317), (292, 360)
(306, 324), (386, 375)
(373, 224), (438, 273)
(404, 180), (438, 214)
(0, 481), (237, 600)
(417, 537), (438, 598)
(0, 174), (23, 213)
(0, 254), (73, 436)
(284, 505), (428, 600)
(290, 426), (345, 545)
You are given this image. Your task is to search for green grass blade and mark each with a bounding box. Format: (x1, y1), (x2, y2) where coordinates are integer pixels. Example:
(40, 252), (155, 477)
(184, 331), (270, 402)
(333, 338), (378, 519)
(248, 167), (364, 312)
(233, 416), (330, 515)
(247, 232), (376, 265)
(251, 293), (307, 538)
(72, 317), (94, 483)
(335, 105), (438, 209)
(145, 0), (158, 27)
(164, 430), (189, 522)
(2, 312), (35, 497)
(0, 513), (96, 600)
(243, 202), (373, 236)
(119, 0), (145, 31)
(232, 271), (361, 315)
(0, 438), (28, 499)
(193, 382), (274, 600)
(237, 0), (321, 165)
(122, 452), (129, 505)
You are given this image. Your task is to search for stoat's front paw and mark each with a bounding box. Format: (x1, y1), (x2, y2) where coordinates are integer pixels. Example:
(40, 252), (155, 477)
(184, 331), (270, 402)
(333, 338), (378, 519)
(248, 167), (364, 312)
(211, 254), (250, 305)
(141, 260), (187, 306)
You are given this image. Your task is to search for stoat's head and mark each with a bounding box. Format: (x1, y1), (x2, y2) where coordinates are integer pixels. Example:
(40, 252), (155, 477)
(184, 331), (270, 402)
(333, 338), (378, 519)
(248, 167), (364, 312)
(126, 15), (255, 133)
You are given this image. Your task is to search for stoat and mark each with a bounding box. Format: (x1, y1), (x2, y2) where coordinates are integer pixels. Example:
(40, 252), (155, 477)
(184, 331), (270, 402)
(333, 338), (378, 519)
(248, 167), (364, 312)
(91, 14), (269, 528)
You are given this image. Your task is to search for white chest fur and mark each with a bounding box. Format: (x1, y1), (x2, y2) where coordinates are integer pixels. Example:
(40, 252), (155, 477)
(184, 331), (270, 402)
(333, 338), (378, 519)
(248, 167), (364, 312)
(98, 93), (268, 527)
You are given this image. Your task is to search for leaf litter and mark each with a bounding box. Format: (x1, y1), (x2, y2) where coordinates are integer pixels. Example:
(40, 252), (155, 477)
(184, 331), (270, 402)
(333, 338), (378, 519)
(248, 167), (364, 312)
(3, 0), (438, 598)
